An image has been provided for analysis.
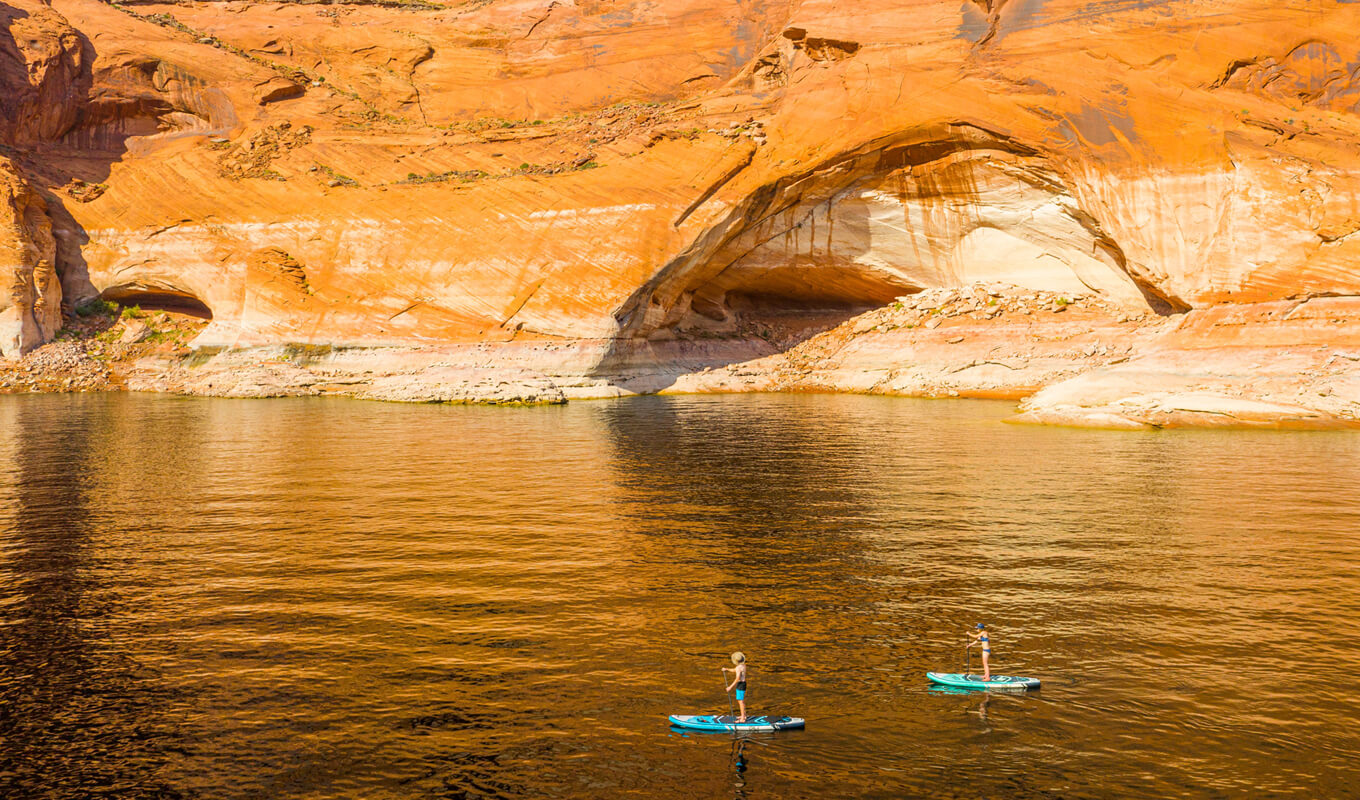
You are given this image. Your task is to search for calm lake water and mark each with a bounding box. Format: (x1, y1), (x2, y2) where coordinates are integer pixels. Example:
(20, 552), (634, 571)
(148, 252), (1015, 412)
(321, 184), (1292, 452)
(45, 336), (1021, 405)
(2, 393), (1359, 799)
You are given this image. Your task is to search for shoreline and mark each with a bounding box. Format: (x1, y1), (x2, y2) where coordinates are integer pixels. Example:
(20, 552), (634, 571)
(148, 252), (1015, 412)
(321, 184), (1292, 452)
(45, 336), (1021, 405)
(5, 288), (1360, 430)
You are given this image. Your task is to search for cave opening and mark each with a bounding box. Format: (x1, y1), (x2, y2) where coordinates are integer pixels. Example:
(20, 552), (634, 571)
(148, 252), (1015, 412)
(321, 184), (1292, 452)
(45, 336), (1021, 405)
(669, 266), (919, 348)
(100, 288), (213, 320)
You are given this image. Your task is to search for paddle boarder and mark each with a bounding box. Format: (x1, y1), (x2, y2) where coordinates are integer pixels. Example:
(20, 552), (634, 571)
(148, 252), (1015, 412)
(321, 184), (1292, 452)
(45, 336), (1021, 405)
(722, 651), (748, 722)
(966, 624), (991, 681)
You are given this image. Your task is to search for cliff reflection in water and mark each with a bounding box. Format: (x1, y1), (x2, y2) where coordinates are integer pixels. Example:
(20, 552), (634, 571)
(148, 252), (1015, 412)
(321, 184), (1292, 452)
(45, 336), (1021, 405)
(2, 393), (1360, 799)
(0, 398), (186, 797)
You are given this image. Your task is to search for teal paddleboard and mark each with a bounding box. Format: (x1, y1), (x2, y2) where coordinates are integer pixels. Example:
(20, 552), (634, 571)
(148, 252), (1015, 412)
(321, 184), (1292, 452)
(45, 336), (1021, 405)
(926, 672), (1040, 690)
(669, 714), (805, 732)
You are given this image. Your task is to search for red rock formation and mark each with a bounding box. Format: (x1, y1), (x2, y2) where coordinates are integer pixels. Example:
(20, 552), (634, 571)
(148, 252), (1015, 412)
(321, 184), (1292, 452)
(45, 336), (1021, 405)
(0, 157), (60, 356)
(1, 1), (82, 354)
(0, 1), (89, 145)
(1, 0), (1358, 424)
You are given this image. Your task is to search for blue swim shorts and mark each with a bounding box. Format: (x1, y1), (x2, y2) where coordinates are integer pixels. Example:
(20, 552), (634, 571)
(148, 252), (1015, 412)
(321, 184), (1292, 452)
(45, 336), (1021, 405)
(735, 688), (746, 701)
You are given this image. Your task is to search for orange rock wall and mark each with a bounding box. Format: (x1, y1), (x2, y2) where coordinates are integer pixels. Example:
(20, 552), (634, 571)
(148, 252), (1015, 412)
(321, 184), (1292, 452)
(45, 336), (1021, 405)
(0, 157), (61, 356)
(2, 0), (1358, 352)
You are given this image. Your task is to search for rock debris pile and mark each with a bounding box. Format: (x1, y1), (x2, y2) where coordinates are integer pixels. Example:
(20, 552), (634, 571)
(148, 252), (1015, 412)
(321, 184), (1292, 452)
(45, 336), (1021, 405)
(853, 284), (1149, 333)
(0, 342), (112, 393)
(0, 309), (207, 394)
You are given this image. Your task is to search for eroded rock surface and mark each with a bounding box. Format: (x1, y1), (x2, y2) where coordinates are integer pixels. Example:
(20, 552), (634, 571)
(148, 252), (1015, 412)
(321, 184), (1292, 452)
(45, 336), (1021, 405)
(1011, 299), (1360, 429)
(0, 1), (89, 146)
(0, 158), (60, 357)
(1, 0), (1358, 425)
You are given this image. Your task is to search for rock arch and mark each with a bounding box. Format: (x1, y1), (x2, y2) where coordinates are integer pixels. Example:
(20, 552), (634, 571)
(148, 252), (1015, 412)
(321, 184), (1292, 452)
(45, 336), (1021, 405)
(614, 123), (1181, 342)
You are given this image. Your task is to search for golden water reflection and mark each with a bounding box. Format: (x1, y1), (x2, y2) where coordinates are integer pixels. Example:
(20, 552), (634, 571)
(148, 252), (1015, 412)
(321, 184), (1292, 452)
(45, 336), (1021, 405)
(2, 393), (1359, 798)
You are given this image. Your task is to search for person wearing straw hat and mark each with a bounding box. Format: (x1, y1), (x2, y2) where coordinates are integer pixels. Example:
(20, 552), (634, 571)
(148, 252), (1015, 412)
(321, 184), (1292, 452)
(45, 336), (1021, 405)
(721, 651), (748, 722)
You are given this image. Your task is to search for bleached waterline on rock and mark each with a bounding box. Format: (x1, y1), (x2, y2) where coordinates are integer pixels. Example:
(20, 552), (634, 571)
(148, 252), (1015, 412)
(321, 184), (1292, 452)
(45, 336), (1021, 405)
(102, 287), (1360, 430)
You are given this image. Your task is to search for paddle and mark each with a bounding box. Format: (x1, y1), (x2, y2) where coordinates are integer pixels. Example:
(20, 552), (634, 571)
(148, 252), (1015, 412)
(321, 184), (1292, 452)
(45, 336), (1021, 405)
(723, 670), (734, 720)
(963, 638), (971, 678)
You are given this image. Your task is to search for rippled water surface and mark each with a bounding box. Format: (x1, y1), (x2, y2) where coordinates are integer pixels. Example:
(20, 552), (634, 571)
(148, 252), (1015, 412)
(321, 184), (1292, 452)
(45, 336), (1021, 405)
(3, 393), (1360, 799)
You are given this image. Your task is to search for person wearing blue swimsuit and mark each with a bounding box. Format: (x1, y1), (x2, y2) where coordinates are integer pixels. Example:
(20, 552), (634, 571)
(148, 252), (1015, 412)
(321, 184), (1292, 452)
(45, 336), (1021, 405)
(722, 651), (748, 722)
(967, 624), (992, 681)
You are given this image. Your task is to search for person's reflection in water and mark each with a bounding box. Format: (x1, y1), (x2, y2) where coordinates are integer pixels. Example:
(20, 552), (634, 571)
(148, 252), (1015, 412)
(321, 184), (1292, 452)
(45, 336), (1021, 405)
(729, 738), (749, 798)
(974, 693), (992, 732)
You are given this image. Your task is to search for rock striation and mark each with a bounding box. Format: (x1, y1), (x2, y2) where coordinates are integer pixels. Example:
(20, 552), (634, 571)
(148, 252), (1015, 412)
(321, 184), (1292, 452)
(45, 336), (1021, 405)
(0, 158), (60, 357)
(1, 0), (1359, 426)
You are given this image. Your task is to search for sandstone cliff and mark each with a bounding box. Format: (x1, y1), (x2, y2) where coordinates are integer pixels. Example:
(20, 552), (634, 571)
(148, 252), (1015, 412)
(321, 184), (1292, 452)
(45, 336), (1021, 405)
(2, 0), (1359, 426)
(0, 0), (81, 356)
(0, 157), (60, 357)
